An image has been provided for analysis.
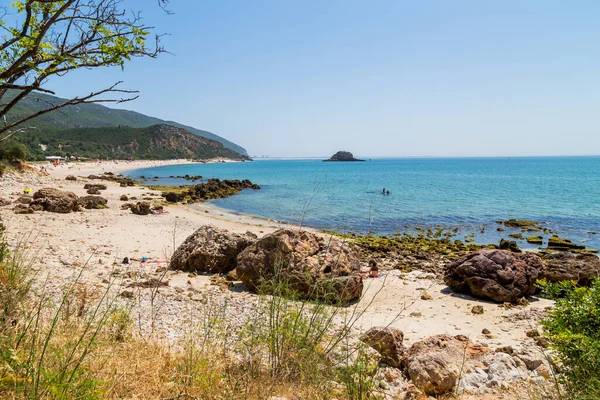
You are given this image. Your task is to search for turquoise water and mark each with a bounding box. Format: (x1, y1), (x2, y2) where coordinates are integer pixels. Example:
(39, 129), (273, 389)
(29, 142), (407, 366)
(128, 157), (600, 249)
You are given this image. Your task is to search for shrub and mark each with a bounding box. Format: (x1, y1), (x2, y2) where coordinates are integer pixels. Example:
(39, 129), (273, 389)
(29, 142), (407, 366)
(0, 141), (29, 162)
(541, 278), (600, 399)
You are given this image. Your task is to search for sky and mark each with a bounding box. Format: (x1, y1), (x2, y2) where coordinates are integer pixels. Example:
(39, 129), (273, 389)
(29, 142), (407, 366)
(43, 0), (600, 157)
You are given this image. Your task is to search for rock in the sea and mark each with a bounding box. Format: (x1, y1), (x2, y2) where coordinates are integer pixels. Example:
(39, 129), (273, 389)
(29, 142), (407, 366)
(170, 225), (257, 273)
(77, 196), (108, 210)
(236, 229), (363, 302)
(65, 175), (77, 181)
(130, 201), (151, 215)
(323, 151), (365, 162)
(499, 239), (521, 253)
(403, 334), (491, 395)
(360, 327), (405, 368)
(547, 235), (585, 250)
(31, 188), (79, 213)
(540, 252), (600, 286)
(444, 249), (543, 303)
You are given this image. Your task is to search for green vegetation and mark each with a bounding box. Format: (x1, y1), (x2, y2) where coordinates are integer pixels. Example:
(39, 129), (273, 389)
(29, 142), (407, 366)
(508, 233), (524, 240)
(503, 219), (541, 228)
(526, 235), (544, 244)
(5, 90), (248, 156)
(0, 225), (379, 399)
(17, 124), (247, 161)
(542, 279), (600, 399)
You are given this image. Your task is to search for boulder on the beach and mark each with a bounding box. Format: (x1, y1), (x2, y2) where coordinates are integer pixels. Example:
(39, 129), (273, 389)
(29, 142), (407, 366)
(84, 183), (107, 191)
(65, 175), (77, 181)
(403, 335), (492, 395)
(360, 327), (405, 368)
(119, 195), (129, 201)
(31, 188), (79, 213)
(236, 229), (363, 302)
(77, 196), (108, 210)
(86, 188), (100, 195)
(130, 201), (151, 215)
(13, 204), (34, 214)
(14, 195), (32, 205)
(444, 249), (543, 303)
(0, 197), (12, 207)
(170, 225), (257, 273)
(540, 252), (600, 286)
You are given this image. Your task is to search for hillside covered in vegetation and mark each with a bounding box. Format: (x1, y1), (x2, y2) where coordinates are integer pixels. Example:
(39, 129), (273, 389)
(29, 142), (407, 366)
(17, 124), (250, 161)
(4, 90), (248, 155)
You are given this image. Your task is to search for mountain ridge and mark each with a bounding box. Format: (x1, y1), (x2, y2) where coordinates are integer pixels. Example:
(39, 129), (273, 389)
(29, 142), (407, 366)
(17, 124), (250, 161)
(4, 90), (248, 155)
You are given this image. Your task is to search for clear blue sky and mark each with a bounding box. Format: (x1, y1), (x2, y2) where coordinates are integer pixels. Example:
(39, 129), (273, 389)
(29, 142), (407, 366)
(46, 0), (600, 157)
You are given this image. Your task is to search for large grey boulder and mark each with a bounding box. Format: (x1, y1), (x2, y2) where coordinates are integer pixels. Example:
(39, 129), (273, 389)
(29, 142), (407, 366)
(444, 249), (543, 302)
(170, 225), (257, 273)
(236, 229), (363, 302)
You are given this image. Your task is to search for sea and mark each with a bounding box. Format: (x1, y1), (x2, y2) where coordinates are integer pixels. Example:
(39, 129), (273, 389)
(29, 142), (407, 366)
(127, 157), (600, 250)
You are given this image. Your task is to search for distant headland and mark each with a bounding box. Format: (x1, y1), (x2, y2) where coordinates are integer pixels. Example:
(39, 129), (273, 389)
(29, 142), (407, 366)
(323, 151), (365, 162)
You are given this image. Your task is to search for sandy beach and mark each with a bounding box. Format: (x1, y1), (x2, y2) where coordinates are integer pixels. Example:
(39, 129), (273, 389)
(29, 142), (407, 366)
(0, 161), (554, 346)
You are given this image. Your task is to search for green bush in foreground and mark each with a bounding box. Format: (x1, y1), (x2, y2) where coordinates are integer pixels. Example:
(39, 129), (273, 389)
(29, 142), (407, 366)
(541, 279), (600, 399)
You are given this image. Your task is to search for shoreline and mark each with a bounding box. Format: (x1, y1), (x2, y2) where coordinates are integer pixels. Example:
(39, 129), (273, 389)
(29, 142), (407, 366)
(0, 159), (561, 397)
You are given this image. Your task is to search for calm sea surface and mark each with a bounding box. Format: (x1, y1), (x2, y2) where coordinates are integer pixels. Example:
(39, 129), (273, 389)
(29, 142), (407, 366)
(128, 157), (600, 250)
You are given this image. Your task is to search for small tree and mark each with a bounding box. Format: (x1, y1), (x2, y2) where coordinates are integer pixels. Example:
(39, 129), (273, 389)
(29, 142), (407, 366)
(0, 0), (167, 141)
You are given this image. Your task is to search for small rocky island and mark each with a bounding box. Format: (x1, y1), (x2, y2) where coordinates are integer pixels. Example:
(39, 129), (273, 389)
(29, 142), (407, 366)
(323, 151), (365, 162)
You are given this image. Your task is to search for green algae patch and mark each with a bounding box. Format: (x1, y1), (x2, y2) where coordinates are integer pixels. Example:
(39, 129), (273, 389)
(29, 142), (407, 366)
(503, 219), (541, 229)
(526, 236), (543, 245)
(547, 235), (585, 250)
(508, 233), (524, 240)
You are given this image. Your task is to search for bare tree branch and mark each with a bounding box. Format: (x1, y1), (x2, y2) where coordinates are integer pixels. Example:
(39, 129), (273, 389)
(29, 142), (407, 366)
(0, 0), (167, 140)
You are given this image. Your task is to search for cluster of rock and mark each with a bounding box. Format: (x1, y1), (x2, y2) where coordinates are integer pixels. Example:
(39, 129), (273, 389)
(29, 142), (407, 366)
(444, 248), (600, 303)
(170, 226), (363, 302)
(358, 327), (552, 396)
(161, 178), (260, 204)
(87, 172), (135, 187)
(12, 188), (107, 214)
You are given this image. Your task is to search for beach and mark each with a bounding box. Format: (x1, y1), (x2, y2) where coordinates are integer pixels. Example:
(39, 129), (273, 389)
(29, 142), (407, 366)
(0, 160), (558, 398)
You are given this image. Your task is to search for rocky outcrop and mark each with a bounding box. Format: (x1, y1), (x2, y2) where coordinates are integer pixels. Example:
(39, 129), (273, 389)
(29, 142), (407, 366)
(360, 327), (405, 368)
(0, 197), (12, 206)
(323, 151), (365, 162)
(540, 252), (600, 286)
(161, 178), (260, 204)
(88, 173), (135, 187)
(403, 335), (492, 395)
(170, 225), (257, 273)
(77, 196), (108, 210)
(236, 229), (363, 302)
(444, 249), (543, 302)
(65, 175), (77, 181)
(30, 188), (79, 213)
(130, 201), (151, 215)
